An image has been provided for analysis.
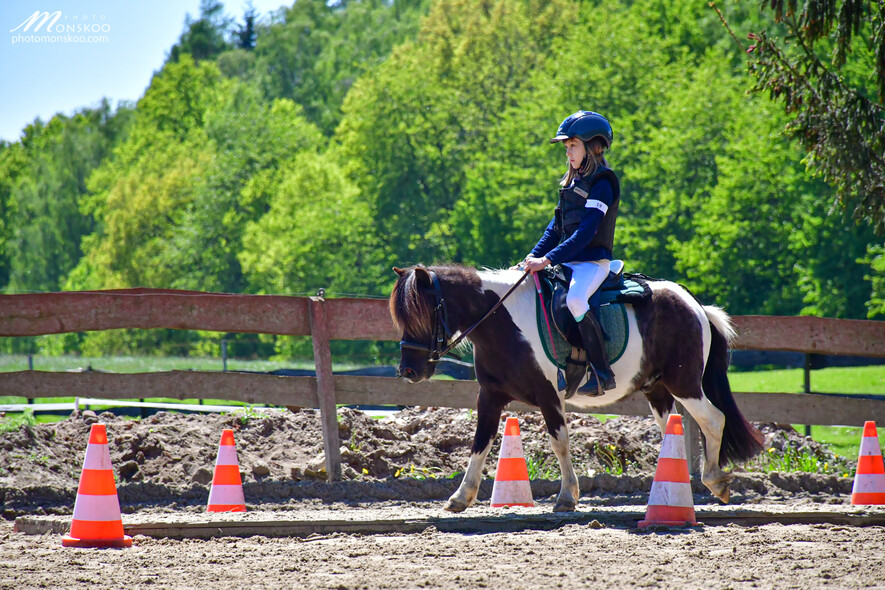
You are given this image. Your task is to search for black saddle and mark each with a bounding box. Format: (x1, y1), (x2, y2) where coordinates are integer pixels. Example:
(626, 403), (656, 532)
(538, 260), (651, 349)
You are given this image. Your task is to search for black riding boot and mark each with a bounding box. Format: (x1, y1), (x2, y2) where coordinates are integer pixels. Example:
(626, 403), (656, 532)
(576, 312), (616, 396)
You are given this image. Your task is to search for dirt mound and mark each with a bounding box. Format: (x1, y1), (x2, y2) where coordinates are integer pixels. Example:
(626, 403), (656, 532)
(0, 407), (854, 518)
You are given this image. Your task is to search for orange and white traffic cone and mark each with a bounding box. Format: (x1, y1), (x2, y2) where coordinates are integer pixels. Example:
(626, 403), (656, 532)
(62, 423), (132, 548)
(207, 429), (246, 512)
(490, 417), (534, 508)
(638, 414), (697, 528)
(851, 421), (885, 505)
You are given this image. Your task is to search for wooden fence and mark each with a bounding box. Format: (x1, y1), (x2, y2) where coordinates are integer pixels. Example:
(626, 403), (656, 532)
(1, 289), (884, 481)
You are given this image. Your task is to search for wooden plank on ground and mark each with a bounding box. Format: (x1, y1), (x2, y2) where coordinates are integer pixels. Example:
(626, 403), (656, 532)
(15, 508), (885, 539)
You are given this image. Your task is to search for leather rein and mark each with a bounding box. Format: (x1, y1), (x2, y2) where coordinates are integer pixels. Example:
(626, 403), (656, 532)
(399, 269), (531, 363)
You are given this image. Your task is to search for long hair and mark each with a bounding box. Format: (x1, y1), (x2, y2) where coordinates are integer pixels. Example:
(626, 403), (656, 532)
(560, 137), (609, 187)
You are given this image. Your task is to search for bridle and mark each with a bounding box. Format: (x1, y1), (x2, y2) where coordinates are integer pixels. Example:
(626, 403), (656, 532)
(399, 269), (531, 363)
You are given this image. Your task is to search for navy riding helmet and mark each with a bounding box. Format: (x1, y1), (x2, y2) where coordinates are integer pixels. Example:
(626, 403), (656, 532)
(550, 111), (613, 148)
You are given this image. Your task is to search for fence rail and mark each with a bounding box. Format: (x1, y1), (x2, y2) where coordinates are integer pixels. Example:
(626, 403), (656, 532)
(2, 289), (884, 481)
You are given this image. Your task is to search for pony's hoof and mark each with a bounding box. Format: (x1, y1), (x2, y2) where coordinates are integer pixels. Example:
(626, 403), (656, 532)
(443, 498), (468, 512)
(706, 480), (731, 504)
(553, 501), (577, 512)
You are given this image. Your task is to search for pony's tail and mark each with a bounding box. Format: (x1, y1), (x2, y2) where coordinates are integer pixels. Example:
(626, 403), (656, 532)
(702, 306), (764, 467)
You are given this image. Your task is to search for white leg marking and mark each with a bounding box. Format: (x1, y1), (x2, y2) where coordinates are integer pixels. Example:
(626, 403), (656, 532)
(649, 402), (671, 437)
(445, 443), (494, 512)
(678, 394), (731, 502)
(549, 424), (579, 512)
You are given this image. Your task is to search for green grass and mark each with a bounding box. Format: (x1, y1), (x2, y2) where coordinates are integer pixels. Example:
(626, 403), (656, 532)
(0, 408), (37, 433)
(730, 365), (883, 461)
(804, 426), (863, 465)
(729, 365), (885, 395)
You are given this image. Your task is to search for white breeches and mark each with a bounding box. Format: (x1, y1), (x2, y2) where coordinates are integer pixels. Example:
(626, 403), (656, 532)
(563, 259), (610, 320)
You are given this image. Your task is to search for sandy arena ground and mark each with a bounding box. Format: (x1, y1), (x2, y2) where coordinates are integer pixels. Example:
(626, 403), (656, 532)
(3, 504), (885, 589)
(2, 408), (883, 588)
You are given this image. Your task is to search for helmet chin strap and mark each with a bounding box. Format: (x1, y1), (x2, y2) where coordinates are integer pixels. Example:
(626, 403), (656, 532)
(578, 152), (594, 176)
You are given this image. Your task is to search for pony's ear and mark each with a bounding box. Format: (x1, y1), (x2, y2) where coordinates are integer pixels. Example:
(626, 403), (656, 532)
(413, 266), (434, 289)
(393, 267), (406, 277)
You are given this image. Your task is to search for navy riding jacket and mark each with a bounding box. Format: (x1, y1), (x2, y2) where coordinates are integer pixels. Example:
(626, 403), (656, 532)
(529, 176), (615, 265)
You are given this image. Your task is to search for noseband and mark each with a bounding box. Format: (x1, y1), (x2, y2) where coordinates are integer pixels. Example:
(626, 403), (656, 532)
(399, 268), (530, 363)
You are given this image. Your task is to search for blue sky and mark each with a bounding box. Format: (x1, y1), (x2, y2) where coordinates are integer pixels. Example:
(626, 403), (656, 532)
(0, 0), (290, 143)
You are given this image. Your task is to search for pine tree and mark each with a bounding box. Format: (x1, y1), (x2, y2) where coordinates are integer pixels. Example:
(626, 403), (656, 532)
(734, 0), (885, 232)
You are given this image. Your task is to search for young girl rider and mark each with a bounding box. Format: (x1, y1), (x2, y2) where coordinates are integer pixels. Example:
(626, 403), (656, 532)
(520, 111), (620, 396)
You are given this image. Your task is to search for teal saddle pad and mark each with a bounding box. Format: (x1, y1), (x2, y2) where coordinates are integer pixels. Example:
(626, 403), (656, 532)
(535, 299), (629, 369)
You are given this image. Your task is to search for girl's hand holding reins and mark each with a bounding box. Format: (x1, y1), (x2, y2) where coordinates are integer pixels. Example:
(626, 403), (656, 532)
(522, 256), (551, 274)
(509, 256), (530, 271)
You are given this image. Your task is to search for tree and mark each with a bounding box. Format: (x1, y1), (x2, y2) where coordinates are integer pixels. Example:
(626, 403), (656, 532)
(0, 141), (24, 289)
(239, 147), (390, 298)
(864, 245), (885, 318)
(234, 2), (258, 50)
(733, 0), (885, 233)
(337, 0), (569, 266)
(69, 57), (224, 290)
(167, 0), (233, 64)
(253, 0), (429, 134)
(169, 89), (324, 293)
(1, 101), (133, 294)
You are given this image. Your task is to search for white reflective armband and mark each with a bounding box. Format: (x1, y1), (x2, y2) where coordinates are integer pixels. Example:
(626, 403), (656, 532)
(584, 199), (608, 214)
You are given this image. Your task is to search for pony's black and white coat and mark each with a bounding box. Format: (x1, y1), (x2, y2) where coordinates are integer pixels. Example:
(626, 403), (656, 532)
(390, 264), (763, 512)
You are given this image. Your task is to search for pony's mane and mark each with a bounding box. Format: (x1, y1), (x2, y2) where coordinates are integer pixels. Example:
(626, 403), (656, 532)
(389, 264), (479, 339)
(389, 269), (433, 339)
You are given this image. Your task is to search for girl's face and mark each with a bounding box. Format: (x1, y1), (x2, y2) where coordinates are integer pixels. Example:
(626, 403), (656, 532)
(564, 138), (586, 170)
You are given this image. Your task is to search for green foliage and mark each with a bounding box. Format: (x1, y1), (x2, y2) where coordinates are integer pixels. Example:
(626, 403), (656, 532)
(171, 90), (324, 293)
(167, 0), (233, 64)
(525, 452), (557, 480)
(239, 145), (390, 296)
(229, 405), (265, 425)
(1, 101), (133, 295)
(69, 56), (223, 290)
(253, 0), (429, 134)
(863, 244), (885, 318)
(339, 0), (569, 266)
(0, 409), (37, 433)
(742, 438), (854, 476)
(593, 442), (637, 475)
(392, 464), (451, 480)
(738, 0), (885, 232)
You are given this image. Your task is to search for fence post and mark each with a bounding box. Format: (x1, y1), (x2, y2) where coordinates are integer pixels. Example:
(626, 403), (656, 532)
(309, 294), (342, 483)
(676, 403), (701, 475)
(27, 355), (34, 405)
(803, 353), (812, 437)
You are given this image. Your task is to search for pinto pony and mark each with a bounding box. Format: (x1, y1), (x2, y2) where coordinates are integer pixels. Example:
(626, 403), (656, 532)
(389, 264), (763, 512)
